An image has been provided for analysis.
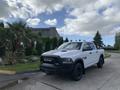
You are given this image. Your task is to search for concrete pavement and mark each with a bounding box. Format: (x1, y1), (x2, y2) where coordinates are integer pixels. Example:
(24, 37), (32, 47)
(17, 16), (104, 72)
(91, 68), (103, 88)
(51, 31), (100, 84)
(0, 72), (38, 89)
(3, 53), (120, 90)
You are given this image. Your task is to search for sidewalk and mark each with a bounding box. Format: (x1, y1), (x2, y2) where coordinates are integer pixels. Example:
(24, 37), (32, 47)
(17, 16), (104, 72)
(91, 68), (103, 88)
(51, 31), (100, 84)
(0, 72), (39, 89)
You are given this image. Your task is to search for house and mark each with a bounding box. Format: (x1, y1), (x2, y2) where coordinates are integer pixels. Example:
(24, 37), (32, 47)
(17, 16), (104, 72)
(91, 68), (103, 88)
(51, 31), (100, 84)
(32, 27), (60, 39)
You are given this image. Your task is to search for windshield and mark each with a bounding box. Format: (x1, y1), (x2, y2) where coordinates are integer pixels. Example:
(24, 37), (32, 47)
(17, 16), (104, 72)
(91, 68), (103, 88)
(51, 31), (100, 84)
(57, 42), (82, 50)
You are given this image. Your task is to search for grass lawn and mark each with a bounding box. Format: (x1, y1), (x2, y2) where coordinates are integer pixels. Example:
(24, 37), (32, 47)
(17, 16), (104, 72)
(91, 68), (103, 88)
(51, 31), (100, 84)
(106, 50), (120, 53)
(0, 61), (40, 73)
(0, 53), (111, 73)
(104, 52), (111, 58)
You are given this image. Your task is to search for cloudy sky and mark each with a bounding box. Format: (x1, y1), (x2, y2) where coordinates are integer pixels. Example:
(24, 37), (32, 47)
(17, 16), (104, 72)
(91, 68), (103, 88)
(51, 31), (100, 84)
(0, 0), (120, 45)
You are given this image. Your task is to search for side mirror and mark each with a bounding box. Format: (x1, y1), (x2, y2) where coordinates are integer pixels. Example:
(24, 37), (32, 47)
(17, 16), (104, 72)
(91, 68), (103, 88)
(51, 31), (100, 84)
(55, 47), (58, 49)
(83, 48), (88, 51)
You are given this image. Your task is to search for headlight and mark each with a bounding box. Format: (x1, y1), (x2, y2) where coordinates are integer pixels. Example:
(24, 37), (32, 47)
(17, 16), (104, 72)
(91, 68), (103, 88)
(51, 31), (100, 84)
(62, 58), (73, 64)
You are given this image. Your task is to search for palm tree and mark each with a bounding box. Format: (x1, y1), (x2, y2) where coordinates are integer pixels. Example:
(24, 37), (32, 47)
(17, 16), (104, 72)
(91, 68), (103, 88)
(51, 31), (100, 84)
(0, 21), (42, 64)
(0, 22), (14, 64)
(7, 21), (43, 62)
(6, 21), (32, 63)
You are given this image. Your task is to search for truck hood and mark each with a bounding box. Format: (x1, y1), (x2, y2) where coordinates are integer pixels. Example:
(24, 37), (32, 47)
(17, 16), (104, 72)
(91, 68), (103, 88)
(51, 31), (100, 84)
(42, 49), (80, 58)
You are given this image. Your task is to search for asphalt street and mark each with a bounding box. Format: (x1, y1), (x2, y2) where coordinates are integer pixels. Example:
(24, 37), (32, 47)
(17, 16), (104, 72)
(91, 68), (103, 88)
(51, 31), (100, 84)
(3, 53), (120, 90)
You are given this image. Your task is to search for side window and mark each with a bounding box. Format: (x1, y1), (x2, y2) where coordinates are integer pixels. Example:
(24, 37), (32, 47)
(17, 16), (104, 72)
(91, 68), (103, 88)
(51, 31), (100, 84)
(89, 43), (96, 50)
(82, 43), (92, 51)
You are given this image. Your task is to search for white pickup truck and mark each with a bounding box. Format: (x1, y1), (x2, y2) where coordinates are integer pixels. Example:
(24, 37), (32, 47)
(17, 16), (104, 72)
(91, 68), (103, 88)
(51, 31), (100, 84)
(40, 41), (104, 81)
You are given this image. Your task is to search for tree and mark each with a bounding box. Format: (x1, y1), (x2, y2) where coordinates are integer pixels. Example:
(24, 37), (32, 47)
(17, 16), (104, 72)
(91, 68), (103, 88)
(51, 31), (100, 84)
(51, 37), (58, 49)
(114, 33), (120, 50)
(38, 31), (41, 36)
(43, 37), (51, 52)
(58, 37), (64, 46)
(36, 41), (43, 55)
(0, 22), (4, 27)
(6, 21), (36, 64)
(0, 22), (17, 64)
(93, 31), (103, 48)
(0, 22), (5, 60)
(70, 40), (72, 42)
(64, 38), (69, 42)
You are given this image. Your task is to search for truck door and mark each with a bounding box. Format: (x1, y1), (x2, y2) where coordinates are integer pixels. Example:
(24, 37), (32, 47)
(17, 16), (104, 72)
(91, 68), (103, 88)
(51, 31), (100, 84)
(82, 42), (95, 67)
(89, 43), (99, 64)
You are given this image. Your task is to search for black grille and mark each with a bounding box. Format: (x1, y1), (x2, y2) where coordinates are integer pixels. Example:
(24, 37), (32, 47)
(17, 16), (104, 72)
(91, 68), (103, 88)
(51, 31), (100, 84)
(41, 56), (62, 65)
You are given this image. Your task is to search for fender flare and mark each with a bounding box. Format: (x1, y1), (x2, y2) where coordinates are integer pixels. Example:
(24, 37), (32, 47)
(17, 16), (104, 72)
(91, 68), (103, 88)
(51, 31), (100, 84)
(74, 58), (85, 74)
(99, 54), (104, 64)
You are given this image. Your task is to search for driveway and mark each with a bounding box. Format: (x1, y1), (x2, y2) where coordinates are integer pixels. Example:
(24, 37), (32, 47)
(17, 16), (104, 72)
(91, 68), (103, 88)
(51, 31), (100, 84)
(4, 53), (120, 90)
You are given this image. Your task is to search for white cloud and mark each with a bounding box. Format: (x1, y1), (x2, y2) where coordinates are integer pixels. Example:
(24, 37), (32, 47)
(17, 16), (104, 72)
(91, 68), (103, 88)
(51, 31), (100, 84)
(26, 18), (40, 26)
(58, 0), (120, 36)
(0, 0), (64, 21)
(0, 0), (11, 18)
(44, 19), (57, 26)
(103, 7), (120, 22)
(0, 0), (120, 36)
(21, 0), (63, 15)
(0, 0), (31, 21)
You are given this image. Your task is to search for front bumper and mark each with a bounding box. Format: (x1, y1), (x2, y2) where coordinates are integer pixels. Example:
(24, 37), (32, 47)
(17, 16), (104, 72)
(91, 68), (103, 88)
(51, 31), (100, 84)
(40, 63), (74, 73)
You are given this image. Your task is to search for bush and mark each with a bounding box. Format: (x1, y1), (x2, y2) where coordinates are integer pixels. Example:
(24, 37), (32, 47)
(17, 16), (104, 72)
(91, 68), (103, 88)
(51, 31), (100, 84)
(25, 55), (40, 62)
(25, 47), (33, 56)
(104, 47), (118, 50)
(32, 48), (37, 55)
(0, 46), (5, 57)
(36, 42), (43, 55)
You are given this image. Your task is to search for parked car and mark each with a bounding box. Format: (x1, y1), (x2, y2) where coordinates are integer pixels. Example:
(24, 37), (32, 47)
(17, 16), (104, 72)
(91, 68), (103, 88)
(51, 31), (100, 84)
(40, 41), (104, 81)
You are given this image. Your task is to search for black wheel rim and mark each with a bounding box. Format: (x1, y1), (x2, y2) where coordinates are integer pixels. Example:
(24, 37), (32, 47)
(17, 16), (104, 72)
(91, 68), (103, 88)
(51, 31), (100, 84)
(99, 57), (104, 67)
(76, 66), (82, 77)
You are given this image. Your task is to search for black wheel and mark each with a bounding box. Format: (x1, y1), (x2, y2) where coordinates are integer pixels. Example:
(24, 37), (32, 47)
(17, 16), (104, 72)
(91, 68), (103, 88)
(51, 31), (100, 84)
(72, 63), (83, 81)
(97, 56), (104, 68)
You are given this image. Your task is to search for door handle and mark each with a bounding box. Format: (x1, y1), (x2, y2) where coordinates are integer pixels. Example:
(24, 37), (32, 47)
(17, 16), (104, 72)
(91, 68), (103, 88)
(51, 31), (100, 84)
(89, 52), (92, 54)
(83, 57), (87, 59)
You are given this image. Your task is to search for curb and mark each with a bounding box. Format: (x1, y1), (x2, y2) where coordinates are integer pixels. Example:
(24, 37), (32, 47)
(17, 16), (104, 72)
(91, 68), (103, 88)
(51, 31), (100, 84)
(16, 70), (40, 74)
(0, 69), (40, 75)
(0, 70), (16, 75)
